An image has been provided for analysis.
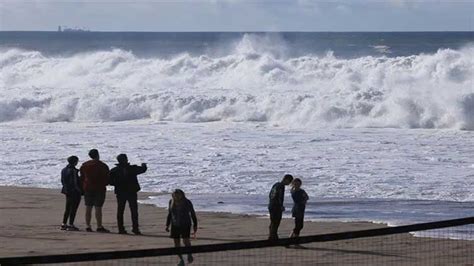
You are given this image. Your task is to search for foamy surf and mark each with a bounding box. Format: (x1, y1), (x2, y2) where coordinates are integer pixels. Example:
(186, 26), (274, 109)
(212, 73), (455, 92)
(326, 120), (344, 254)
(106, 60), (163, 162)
(1, 32), (473, 241)
(1, 39), (473, 130)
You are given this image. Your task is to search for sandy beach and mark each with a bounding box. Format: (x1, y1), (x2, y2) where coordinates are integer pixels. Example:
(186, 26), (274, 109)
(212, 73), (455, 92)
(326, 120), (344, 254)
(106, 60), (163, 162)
(0, 186), (472, 265)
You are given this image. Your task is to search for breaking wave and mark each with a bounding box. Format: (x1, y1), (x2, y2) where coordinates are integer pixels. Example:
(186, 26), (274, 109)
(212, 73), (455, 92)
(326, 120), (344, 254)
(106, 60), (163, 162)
(1, 35), (473, 130)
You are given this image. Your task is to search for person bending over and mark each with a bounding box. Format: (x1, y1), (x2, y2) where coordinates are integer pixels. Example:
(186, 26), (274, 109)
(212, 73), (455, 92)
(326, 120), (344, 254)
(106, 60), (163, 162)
(110, 154), (147, 235)
(166, 189), (197, 266)
(80, 149), (110, 233)
(60, 155), (82, 231)
(268, 174), (294, 240)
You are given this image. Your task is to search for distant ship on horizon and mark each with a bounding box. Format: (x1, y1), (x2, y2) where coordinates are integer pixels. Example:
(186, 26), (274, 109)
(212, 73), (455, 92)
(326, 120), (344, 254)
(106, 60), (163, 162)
(57, 26), (90, 32)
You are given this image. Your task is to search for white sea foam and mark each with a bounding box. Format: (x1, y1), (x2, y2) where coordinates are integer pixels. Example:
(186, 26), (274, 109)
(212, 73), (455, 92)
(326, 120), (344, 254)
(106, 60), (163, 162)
(1, 34), (473, 240)
(1, 36), (473, 130)
(371, 45), (392, 54)
(1, 120), (473, 238)
(1, 121), (472, 202)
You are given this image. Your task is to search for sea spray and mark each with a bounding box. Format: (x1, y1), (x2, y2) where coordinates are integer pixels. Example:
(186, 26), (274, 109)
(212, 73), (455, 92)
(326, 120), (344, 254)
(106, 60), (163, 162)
(1, 40), (473, 129)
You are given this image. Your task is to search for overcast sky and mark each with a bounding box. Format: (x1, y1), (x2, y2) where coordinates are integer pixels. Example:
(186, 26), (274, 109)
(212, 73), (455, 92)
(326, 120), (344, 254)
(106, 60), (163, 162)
(0, 0), (472, 32)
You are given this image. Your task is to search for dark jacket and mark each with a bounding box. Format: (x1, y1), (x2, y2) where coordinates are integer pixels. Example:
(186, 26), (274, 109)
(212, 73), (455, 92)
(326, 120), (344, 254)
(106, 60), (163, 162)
(268, 182), (285, 211)
(291, 188), (309, 218)
(109, 163), (147, 195)
(61, 164), (82, 195)
(166, 199), (197, 228)
(80, 159), (110, 193)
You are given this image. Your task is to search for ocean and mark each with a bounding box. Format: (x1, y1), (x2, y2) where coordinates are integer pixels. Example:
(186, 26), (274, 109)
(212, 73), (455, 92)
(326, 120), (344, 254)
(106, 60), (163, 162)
(1, 32), (473, 238)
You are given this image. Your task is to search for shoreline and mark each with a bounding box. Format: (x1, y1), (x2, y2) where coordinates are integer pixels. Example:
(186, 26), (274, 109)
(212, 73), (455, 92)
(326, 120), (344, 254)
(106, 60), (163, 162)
(141, 192), (474, 238)
(0, 186), (381, 257)
(0, 186), (472, 264)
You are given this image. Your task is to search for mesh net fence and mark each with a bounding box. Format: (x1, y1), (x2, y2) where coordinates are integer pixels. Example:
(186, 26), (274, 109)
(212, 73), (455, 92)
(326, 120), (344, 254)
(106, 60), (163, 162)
(1, 217), (473, 265)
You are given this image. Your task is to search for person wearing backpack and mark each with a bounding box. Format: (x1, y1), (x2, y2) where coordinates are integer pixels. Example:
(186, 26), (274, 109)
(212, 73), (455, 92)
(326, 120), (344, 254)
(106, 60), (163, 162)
(60, 155), (82, 231)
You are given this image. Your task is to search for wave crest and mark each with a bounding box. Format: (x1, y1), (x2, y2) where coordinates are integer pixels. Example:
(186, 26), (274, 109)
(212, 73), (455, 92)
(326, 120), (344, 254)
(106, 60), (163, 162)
(1, 40), (473, 130)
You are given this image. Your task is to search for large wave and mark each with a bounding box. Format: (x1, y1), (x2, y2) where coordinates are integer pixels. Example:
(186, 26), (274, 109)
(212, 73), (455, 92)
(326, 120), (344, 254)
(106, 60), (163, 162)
(1, 35), (473, 129)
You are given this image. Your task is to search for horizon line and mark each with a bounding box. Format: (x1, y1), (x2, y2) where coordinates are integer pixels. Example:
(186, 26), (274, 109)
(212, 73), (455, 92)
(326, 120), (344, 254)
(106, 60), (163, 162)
(1, 30), (473, 33)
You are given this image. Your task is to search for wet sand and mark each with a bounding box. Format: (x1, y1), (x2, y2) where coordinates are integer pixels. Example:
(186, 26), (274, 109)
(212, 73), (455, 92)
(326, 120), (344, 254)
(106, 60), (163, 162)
(0, 186), (472, 265)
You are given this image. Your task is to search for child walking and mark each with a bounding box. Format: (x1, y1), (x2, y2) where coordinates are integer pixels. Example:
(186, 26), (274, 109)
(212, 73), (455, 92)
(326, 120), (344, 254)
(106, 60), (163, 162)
(290, 178), (309, 239)
(166, 189), (198, 266)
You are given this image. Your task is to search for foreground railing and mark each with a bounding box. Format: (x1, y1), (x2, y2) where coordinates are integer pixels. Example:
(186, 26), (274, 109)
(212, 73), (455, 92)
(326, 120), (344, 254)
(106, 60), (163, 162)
(0, 217), (473, 265)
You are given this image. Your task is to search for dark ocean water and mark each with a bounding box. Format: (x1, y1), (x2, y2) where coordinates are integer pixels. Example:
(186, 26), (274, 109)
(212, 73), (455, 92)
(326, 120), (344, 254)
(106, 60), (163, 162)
(1, 31), (473, 58)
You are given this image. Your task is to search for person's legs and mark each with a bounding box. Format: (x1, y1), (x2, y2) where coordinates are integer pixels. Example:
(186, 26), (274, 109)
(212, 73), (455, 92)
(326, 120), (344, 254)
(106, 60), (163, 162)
(293, 216), (303, 237)
(174, 238), (184, 263)
(85, 205), (93, 229)
(116, 195), (127, 233)
(128, 193), (139, 233)
(183, 238), (193, 263)
(95, 191), (108, 231)
(68, 194), (81, 226)
(174, 238), (181, 247)
(269, 209), (282, 240)
(84, 192), (94, 230)
(290, 219), (296, 238)
(290, 216), (304, 248)
(62, 195), (72, 226)
(95, 206), (103, 228)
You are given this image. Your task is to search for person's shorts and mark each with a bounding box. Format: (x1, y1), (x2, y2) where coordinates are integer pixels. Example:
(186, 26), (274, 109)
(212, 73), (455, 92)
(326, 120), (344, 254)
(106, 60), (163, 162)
(170, 225), (191, 239)
(84, 191), (106, 207)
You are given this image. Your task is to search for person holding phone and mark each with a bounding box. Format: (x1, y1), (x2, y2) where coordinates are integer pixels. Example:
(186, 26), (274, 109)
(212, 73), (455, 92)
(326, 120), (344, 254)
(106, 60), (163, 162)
(110, 153), (147, 235)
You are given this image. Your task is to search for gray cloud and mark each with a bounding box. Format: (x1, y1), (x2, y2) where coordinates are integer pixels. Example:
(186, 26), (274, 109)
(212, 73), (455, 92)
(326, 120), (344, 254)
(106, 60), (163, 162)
(0, 0), (472, 31)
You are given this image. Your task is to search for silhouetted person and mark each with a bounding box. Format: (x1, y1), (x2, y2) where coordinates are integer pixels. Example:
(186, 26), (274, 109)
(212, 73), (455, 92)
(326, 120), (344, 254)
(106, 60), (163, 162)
(290, 178), (309, 240)
(166, 189), (197, 266)
(110, 154), (147, 235)
(60, 155), (82, 231)
(80, 149), (110, 233)
(268, 174), (293, 240)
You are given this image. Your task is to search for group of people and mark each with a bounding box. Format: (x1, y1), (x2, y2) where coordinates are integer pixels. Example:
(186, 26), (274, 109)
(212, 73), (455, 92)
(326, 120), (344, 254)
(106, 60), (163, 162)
(60, 149), (308, 265)
(61, 149), (198, 265)
(61, 149), (148, 234)
(268, 174), (309, 241)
